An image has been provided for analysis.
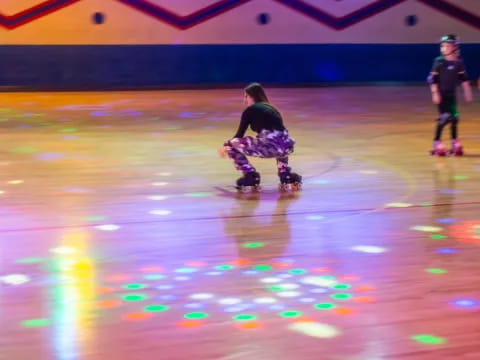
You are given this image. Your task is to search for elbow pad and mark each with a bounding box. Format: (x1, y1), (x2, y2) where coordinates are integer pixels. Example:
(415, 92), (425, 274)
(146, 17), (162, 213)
(458, 72), (468, 82)
(428, 73), (439, 84)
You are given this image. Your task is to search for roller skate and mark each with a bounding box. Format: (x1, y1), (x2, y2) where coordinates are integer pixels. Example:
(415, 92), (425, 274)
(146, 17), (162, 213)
(430, 140), (447, 156)
(235, 171), (261, 193)
(448, 139), (464, 156)
(278, 167), (302, 192)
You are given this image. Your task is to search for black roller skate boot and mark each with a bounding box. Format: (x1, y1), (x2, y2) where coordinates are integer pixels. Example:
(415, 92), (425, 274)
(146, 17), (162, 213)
(235, 171), (261, 193)
(278, 167), (302, 192)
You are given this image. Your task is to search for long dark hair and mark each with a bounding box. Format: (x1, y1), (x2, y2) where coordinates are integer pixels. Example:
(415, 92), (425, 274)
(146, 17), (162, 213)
(244, 82), (269, 103)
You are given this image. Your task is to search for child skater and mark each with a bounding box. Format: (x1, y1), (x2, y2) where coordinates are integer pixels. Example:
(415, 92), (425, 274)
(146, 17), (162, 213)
(429, 34), (473, 156)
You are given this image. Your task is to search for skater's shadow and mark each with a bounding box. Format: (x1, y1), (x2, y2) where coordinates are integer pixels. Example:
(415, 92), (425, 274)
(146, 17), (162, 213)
(431, 159), (457, 222)
(220, 192), (300, 263)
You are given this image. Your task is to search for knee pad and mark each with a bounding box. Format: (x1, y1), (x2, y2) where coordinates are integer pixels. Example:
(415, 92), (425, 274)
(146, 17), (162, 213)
(438, 113), (452, 126)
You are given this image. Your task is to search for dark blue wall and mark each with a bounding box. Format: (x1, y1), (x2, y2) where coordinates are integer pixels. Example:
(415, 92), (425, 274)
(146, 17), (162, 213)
(1, 44), (479, 89)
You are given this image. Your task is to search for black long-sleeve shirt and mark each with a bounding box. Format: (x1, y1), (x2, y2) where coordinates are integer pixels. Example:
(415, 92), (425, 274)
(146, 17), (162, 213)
(233, 102), (286, 138)
(431, 56), (468, 96)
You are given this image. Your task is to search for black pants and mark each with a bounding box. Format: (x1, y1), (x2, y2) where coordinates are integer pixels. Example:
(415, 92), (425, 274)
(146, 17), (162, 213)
(434, 94), (458, 141)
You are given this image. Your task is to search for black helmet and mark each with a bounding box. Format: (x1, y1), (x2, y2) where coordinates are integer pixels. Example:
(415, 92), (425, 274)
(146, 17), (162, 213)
(440, 34), (459, 45)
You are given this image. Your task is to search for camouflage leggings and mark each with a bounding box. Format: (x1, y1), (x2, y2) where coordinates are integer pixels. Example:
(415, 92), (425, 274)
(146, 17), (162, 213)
(224, 130), (295, 174)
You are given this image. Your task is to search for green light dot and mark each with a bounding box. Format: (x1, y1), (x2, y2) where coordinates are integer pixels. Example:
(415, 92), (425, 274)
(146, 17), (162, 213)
(176, 267), (197, 273)
(314, 303), (336, 310)
(279, 310), (303, 318)
(426, 268), (447, 274)
(122, 294), (148, 302)
(320, 275), (336, 280)
(253, 265), (273, 271)
(421, 202), (432, 206)
(412, 334), (446, 345)
(185, 192), (212, 197)
(289, 269), (307, 274)
(60, 128), (77, 133)
(453, 175), (467, 180)
(123, 283), (147, 290)
(9, 147), (36, 154)
(85, 216), (106, 222)
(332, 284), (351, 290)
(233, 314), (257, 322)
(144, 305), (169, 312)
(268, 285), (283, 292)
(144, 274), (164, 280)
(21, 319), (49, 328)
(243, 242), (264, 248)
(16, 257), (44, 264)
(431, 234), (446, 239)
(184, 312), (209, 319)
(215, 265), (234, 270)
(330, 293), (352, 300)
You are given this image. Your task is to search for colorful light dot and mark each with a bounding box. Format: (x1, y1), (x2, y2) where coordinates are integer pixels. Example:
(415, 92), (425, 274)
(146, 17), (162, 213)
(279, 310), (303, 318)
(299, 298), (316, 303)
(95, 224), (120, 231)
(175, 267), (198, 273)
(330, 293), (352, 300)
(426, 268), (447, 274)
(351, 245), (387, 253)
(288, 322), (340, 338)
(385, 202), (412, 208)
(178, 320), (203, 328)
(215, 265), (234, 270)
(411, 226), (443, 232)
(122, 294), (148, 302)
(184, 303), (205, 309)
(437, 218), (455, 224)
(7, 180), (23, 184)
(277, 291), (302, 298)
(15, 257), (44, 264)
(452, 299), (478, 308)
(289, 269), (308, 274)
(149, 209), (171, 216)
(190, 293), (214, 300)
(21, 319), (49, 328)
(254, 297), (277, 304)
(152, 182), (168, 186)
(431, 234), (446, 239)
(184, 312), (209, 319)
(157, 285), (174, 290)
(122, 312), (152, 321)
(174, 276), (191, 281)
(260, 277), (282, 283)
(184, 192), (212, 197)
(123, 284), (147, 290)
(144, 304), (169, 312)
(144, 274), (165, 280)
(148, 195), (168, 200)
(412, 334), (446, 345)
(85, 216), (106, 222)
(218, 298), (242, 305)
(314, 303), (336, 310)
(1, 274), (31, 285)
(243, 242), (264, 248)
(436, 248), (456, 254)
(332, 284), (351, 290)
(253, 265), (273, 271)
(97, 300), (122, 309)
(233, 314), (257, 322)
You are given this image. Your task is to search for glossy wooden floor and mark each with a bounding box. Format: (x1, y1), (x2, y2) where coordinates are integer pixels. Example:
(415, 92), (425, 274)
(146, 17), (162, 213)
(1, 87), (480, 360)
